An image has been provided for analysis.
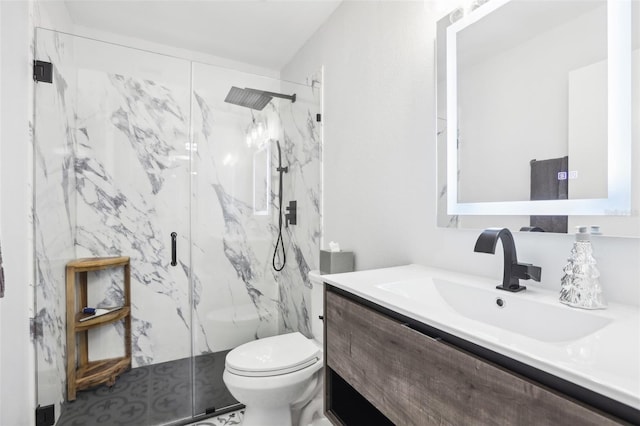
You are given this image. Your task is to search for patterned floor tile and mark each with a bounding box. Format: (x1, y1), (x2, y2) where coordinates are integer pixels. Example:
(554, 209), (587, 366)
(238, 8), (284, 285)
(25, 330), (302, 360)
(57, 351), (239, 426)
(184, 409), (244, 426)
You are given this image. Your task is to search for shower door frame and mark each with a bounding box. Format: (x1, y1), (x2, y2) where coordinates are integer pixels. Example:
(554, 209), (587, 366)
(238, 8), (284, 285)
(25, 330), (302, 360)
(32, 28), (200, 425)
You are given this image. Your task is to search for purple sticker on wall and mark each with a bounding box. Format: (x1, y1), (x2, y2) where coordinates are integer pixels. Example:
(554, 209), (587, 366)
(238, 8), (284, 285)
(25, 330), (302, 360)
(0, 242), (5, 298)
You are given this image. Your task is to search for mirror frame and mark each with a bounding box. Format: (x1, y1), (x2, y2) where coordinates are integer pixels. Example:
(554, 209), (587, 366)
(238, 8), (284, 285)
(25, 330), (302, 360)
(446, 0), (632, 216)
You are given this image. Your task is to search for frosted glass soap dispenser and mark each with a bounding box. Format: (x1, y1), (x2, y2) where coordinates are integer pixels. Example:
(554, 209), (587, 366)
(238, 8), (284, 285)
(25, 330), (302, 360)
(559, 226), (606, 309)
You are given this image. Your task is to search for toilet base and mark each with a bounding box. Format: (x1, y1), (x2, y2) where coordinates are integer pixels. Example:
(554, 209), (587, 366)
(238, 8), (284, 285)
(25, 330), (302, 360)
(242, 405), (291, 426)
(296, 383), (325, 426)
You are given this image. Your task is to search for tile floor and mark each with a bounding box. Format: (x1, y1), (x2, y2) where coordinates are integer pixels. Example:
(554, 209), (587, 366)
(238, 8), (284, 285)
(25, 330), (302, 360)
(56, 351), (239, 426)
(184, 410), (244, 426)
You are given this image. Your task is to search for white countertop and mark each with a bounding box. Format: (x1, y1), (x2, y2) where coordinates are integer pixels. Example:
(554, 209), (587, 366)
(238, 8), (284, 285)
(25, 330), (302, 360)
(320, 264), (640, 411)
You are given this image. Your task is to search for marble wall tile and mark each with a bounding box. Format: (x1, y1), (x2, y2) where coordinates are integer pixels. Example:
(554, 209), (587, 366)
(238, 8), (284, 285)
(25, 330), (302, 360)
(73, 64), (193, 366)
(190, 63), (322, 351)
(34, 28), (79, 411)
(34, 31), (195, 412)
(191, 64), (284, 352)
(271, 78), (322, 337)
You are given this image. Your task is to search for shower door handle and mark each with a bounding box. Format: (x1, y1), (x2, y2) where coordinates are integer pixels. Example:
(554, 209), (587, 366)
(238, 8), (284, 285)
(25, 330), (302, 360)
(171, 232), (177, 266)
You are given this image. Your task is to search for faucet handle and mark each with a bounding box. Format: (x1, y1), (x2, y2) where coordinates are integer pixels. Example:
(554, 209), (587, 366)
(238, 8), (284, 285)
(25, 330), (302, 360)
(528, 265), (542, 282)
(285, 200), (297, 226)
(512, 263), (542, 282)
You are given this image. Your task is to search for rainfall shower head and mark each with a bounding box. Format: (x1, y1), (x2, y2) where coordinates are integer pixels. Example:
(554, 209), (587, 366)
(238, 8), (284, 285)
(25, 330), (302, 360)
(224, 86), (296, 111)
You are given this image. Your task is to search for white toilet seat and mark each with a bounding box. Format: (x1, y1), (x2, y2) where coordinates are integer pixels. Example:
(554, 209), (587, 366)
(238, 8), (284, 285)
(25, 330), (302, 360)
(226, 332), (321, 377)
(222, 272), (327, 426)
(227, 356), (320, 377)
(224, 355), (323, 392)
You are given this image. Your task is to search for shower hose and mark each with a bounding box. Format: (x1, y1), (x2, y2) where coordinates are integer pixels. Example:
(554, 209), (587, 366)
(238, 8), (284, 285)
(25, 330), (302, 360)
(273, 141), (286, 271)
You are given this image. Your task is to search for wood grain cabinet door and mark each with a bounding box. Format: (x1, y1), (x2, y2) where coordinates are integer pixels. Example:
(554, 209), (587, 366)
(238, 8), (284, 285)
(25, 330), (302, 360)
(325, 290), (622, 426)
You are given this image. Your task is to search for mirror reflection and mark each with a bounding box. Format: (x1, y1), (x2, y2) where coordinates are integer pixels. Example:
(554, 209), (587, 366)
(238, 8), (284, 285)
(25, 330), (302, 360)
(437, 0), (640, 237)
(457, 1), (607, 204)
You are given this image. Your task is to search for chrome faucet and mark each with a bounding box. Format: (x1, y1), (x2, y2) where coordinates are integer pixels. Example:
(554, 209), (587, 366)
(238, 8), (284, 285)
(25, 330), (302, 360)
(474, 228), (542, 292)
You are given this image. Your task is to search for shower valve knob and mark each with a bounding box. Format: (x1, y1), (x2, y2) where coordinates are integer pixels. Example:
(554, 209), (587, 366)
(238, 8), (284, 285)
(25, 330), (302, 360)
(285, 200), (297, 226)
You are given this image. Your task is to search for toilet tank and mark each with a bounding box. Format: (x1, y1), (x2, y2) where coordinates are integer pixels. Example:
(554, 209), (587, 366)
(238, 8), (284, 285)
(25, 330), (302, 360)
(309, 270), (324, 344)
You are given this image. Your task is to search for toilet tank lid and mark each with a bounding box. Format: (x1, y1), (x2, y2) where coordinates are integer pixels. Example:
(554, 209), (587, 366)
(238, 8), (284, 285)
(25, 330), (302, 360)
(226, 332), (320, 375)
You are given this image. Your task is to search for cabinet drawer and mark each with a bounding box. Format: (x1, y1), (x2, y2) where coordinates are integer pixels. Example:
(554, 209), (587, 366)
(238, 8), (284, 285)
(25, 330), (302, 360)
(325, 290), (621, 426)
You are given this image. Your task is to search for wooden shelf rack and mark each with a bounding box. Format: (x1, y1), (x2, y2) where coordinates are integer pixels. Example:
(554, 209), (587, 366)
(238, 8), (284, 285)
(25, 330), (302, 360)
(66, 256), (131, 401)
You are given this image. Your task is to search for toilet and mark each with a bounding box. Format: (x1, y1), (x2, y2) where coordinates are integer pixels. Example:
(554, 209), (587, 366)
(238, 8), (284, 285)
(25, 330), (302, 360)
(223, 271), (327, 426)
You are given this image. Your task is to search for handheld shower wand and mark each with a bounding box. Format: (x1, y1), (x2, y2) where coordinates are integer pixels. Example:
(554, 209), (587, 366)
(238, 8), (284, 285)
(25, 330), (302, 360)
(273, 141), (287, 271)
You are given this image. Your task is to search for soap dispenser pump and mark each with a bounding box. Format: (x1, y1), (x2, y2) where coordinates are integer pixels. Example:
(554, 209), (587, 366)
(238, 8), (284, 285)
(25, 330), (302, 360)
(559, 226), (606, 309)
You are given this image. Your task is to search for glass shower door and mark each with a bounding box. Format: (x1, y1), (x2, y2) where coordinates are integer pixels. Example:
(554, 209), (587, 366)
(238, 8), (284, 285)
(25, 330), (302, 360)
(34, 29), (194, 425)
(189, 63), (323, 415)
(34, 27), (323, 424)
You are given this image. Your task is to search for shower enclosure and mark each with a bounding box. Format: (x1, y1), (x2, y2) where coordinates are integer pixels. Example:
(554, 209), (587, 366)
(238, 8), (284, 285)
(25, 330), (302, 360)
(33, 29), (322, 425)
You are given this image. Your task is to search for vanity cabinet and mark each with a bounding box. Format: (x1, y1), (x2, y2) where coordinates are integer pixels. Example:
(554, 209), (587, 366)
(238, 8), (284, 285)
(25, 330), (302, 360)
(324, 286), (624, 426)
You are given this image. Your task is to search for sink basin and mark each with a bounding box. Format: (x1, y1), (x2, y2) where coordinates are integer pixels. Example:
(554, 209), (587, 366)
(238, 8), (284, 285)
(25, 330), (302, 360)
(322, 264), (639, 410)
(378, 278), (612, 343)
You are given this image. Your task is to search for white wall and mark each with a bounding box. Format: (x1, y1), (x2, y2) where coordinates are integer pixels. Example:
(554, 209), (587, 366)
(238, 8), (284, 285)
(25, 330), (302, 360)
(567, 59), (608, 201)
(34, 1), (280, 79)
(282, 0), (433, 270)
(457, 4), (607, 203)
(282, 0), (640, 306)
(71, 25), (280, 79)
(1, 1), (37, 425)
(567, 51), (640, 237)
(1, 1), (3, 420)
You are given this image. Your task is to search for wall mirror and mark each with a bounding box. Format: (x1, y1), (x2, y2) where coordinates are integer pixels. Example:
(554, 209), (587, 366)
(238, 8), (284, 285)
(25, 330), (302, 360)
(437, 0), (640, 237)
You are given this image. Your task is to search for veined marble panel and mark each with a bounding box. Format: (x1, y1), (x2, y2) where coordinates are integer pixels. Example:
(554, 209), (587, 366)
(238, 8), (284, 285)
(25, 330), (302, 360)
(191, 63), (322, 352)
(34, 28), (79, 411)
(34, 32), (195, 395)
(273, 76), (322, 337)
(72, 43), (193, 367)
(191, 64), (283, 353)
